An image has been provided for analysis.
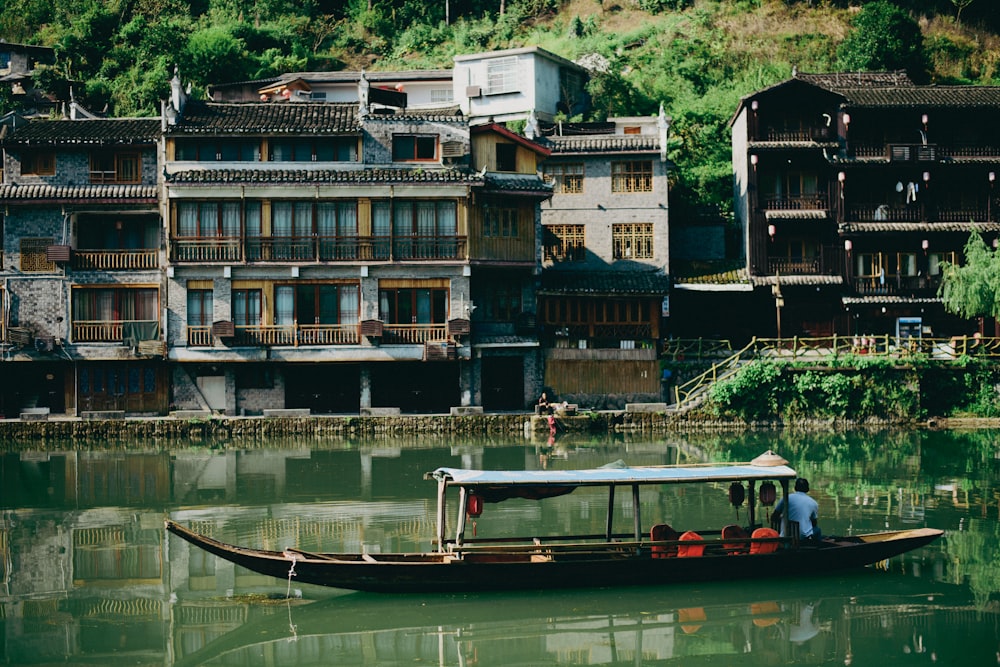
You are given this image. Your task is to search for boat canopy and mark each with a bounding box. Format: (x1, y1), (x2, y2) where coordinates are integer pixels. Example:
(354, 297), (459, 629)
(427, 462), (798, 489)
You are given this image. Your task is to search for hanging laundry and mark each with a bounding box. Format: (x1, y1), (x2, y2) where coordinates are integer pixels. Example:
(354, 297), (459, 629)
(906, 182), (918, 203)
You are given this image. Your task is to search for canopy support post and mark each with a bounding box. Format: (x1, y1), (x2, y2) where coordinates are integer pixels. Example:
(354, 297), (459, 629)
(779, 479), (791, 542)
(748, 480), (757, 527)
(456, 486), (469, 548)
(606, 484), (616, 541)
(632, 484), (641, 545)
(435, 479), (447, 553)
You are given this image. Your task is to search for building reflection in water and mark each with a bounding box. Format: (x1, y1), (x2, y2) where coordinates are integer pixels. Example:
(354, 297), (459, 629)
(0, 434), (998, 665)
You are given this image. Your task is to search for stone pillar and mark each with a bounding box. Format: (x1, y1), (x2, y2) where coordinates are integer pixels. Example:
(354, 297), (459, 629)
(459, 359), (473, 407)
(360, 365), (372, 409)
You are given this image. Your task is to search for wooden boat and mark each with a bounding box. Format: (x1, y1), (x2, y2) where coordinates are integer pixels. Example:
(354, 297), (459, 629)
(164, 451), (944, 593)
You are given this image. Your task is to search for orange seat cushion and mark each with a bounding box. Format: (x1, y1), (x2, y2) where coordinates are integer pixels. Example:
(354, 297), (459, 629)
(750, 527), (780, 554)
(722, 524), (749, 554)
(650, 523), (679, 558)
(677, 530), (705, 557)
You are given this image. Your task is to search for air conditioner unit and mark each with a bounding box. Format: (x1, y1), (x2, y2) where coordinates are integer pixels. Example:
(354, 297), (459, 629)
(465, 85), (482, 98)
(34, 336), (55, 352)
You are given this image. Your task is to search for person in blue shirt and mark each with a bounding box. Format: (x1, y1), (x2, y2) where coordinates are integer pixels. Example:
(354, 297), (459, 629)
(772, 478), (821, 541)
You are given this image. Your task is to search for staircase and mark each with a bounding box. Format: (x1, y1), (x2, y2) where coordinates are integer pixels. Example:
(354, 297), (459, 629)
(669, 341), (756, 412)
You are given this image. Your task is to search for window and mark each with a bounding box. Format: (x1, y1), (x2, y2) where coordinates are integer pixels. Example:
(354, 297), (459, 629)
(894, 252), (918, 278)
(496, 143), (517, 172)
(270, 137), (357, 162)
(72, 288), (158, 322)
(623, 126), (642, 135)
(0, 51), (10, 69)
(543, 163), (584, 194)
(612, 223), (653, 259)
(486, 56), (519, 95)
(233, 289), (262, 326)
(90, 152), (140, 184)
(379, 286), (448, 324)
(611, 160), (653, 193)
(544, 224), (585, 262)
(20, 238), (55, 272)
(483, 282), (522, 321)
(484, 207), (518, 238)
(187, 290), (213, 327)
(928, 251), (956, 276)
(392, 134), (437, 161)
(175, 139), (259, 161)
(275, 283), (359, 325)
(391, 200), (458, 258)
(431, 89), (454, 103)
(175, 201), (244, 237)
(21, 151), (55, 176)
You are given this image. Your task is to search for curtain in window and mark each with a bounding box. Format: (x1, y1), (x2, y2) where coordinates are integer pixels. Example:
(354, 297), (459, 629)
(245, 202), (262, 237)
(318, 286), (338, 324)
(337, 202), (357, 235)
(294, 202), (312, 237)
(233, 291), (261, 325)
(275, 286), (294, 325)
(394, 201), (413, 235)
(187, 291), (212, 326)
(339, 285), (359, 324)
(373, 201), (391, 237)
(417, 202), (436, 236)
(317, 202), (336, 236)
(143, 220), (159, 249)
(199, 203), (217, 236)
(416, 289), (432, 324)
(438, 202), (456, 235)
(273, 202), (293, 237)
(178, 203), (197, 237)
(222, 203), (240, 237)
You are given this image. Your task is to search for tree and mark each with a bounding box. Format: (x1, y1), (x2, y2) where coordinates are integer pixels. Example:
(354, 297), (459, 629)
(836, 1), (929, 82)
(938, 228), (1000, 319)
(952, 0), (977, 26)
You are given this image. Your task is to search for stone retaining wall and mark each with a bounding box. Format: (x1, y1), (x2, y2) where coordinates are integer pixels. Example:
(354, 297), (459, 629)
(0, 410), (923, 447)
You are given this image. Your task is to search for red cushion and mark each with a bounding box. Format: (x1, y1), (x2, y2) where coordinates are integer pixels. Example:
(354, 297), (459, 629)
(750, 527), (779, 554)
(677, 530), (705, 557)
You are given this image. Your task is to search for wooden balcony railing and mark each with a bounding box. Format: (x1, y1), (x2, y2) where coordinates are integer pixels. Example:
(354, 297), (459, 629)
(74, 249), (158, 270)
(186, 325), (213, 347)
(761, 193), (828, 210)
(847, 204), (990, 223)
(544, 323), (656, 349)
(172, 235), (467, 263)
(172, 238), (242, 263)
(73, 319), (159, 343)
(382, 324), (448, 344)
(852, 274), (942, 295)
(759, 127), (832, 142)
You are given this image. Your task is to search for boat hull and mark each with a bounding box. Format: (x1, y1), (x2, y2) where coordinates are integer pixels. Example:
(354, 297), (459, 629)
(165, 520), (943, 593)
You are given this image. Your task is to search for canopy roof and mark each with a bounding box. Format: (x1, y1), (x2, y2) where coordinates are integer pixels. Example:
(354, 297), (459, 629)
(428, 462), (797, 488)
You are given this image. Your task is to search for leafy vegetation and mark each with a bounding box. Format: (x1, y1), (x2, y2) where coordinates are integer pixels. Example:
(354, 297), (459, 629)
(938, 228), (1000, 319)
(705, 355), (1000, 422)
(4, 0), (1000, 213)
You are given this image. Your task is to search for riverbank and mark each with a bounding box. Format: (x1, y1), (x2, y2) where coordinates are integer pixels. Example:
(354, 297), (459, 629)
(3, 410), (997, 448)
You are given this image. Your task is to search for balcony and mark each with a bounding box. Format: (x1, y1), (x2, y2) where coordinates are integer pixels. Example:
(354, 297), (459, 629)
(382, 324), (449, 344)
(74, 249), (158, 271)
(231, 324), (362, 347)
(172, 235), (467, 263)
(852, 142), (1000, 160)
(73, 319), (159, 343)
(758, 127), (833, 142)
(545, 323), (655, 349)
(847, 203), (991, 223)
(852, 274), (942, 296)
(761, 193), (829, 211)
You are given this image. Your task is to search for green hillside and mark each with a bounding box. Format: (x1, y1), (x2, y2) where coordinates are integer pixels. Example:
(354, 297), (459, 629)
(4, 0), (1000, 214)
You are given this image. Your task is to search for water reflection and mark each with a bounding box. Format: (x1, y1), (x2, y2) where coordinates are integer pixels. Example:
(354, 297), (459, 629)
(1, 430), (999, 665)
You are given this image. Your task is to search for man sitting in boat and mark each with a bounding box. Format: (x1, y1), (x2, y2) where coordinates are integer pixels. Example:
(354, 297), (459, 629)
(771, 478), (821, 542)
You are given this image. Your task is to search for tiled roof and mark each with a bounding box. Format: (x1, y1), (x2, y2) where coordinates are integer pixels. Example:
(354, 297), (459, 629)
(796, 71), (914, 89)
(169, 101), (360, 134)
(0, 183), (158, 203)
(363, 106), (465, 122)
(842, 295), (941, 305)
(748, 141), (839, 150)
(671, 260), (750, 286)
(540, 134), (660, 154)
(840, 222), (1000, 233)
(166, 167), (482, 185)
(481, 173), (552, 193)
(765, 210), (828, 220)
(752, 274), (844, 287)
(1, 118), (161, 146)
(539, 270), (671, 296)
(840, 86), (1000, 108)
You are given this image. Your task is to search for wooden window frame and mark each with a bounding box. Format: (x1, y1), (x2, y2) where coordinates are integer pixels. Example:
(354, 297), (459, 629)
(486, 56), (519, 95)
(611, 160), (653, 193)
(484, 206), (519, 238)
(612, 223), (654, 260)
(21, 150), (55, 176)
(392, 134), (438, 162)
(20, 237), (56, 272)
(544, 224), (586, 262)
(90, 151), (141, 184)
(544, 163), (584, 194)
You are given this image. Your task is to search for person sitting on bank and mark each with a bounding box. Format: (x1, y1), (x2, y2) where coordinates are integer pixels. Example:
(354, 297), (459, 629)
(771, 478), (821, 542)
(537, 392), (551, 414)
